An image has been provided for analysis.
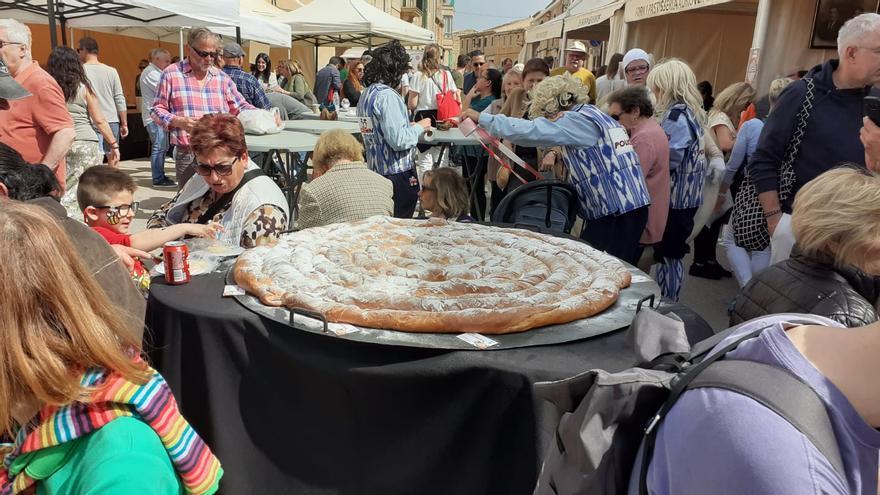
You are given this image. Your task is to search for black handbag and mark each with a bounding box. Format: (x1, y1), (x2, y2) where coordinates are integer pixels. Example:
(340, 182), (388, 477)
(731, 78), (815, 251)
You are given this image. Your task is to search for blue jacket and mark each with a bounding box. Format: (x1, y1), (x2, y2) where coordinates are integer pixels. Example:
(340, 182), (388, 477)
(750, 59), (880, 211)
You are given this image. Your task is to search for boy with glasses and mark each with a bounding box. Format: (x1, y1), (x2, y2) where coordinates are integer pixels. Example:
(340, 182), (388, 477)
(77, 166), (221, 295)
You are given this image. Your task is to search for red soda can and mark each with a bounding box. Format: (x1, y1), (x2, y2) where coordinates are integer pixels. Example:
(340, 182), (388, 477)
(163, 241), (191, 285)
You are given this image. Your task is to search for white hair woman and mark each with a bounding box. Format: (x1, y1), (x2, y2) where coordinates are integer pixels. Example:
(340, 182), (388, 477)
(461, 73), (651, 265)
(646, 58), (708, 302)
(718, 77), (794, 287)
(731, 166), (880, 326)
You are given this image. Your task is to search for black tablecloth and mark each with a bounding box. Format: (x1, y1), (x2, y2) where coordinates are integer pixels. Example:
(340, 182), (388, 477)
(146, 273), (640, 495)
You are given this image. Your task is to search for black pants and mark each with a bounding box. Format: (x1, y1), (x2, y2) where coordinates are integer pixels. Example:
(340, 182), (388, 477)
(654, 207), (699, 262)
(462, 153), (488, 221)
(580, 206), (649, 265)
(386, 169), (420, 219)
(489, 181), (506, 220)
(693, 209), (731, 264)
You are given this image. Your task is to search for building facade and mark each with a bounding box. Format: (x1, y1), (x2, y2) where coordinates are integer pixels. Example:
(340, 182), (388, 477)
(528, 0), (568, 65)
(456, 18), (529, 67)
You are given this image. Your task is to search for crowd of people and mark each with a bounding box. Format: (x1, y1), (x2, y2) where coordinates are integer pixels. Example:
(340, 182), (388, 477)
(4, 9), (880, 493)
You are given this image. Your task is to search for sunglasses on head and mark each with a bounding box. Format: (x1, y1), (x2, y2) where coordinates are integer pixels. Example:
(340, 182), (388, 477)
(190, 45), (218, 59)
(195, 157), (239, 177)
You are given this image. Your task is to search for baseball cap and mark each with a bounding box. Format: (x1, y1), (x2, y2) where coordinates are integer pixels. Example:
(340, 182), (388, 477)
(0, 60), (30, 100)
(565, 41), (587, 54)
(222, 42), (245, 58)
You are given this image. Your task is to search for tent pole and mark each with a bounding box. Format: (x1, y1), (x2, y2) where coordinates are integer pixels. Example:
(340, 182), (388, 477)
(47, 0), (59, 49)
(60, 18), (67, 46)
(179, 28), (185, 61)
(748, 0), (772, 86)
(314, 41), (318, 74)
(235, 26), (242, 45)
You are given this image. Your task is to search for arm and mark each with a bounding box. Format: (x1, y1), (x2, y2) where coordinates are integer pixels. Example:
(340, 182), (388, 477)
(295, 185), (321, 230)
(85, 89), (120, 167)
(332, 69), (342, 91)
(407, 87), (420, 111)
(150, 71), (176, 129)
(376, 91), (425, 150)
(749, 82), (805, 195)
(251, 80), (271, 110)
(712, 124), (735, 154)
(290, 75), (308, 101)
(477, 111), (600, 148)
(239, 204), (288, 248)
(42, 129), (75, 169)
(112, 69), (128, 138)
(33, 86), (75, 169)
(721, 121), (760, 190)
(860, 116), (880, 173)
(129, 222), (222, 251)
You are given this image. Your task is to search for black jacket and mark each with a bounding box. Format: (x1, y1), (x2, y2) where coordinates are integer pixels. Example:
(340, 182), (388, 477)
(749, 60), (880, 212)
(730, 248), (880, 328)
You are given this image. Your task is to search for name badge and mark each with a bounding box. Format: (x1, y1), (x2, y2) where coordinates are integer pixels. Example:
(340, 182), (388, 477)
(359, 116), (375, 136)
(608, 127), (634, 155)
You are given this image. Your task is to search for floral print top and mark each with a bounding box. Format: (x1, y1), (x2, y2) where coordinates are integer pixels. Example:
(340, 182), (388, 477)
(147, 189), (287, 248)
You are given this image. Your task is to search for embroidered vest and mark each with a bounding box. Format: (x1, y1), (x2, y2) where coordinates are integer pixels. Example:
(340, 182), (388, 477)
(357, 84), (416, 176)
(166, 163), (288, 245)
(560, 104), (651, 220)
(664, 104), (707, 209)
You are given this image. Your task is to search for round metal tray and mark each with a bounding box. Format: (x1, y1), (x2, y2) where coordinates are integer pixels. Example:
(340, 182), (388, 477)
(226, 264), (660, 351)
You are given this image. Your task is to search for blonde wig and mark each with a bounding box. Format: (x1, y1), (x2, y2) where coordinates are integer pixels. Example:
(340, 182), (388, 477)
(0, 201), (149, 436)
(791, 167), (880, 269)
(528, 73), (589, 119)
(711, 82), (756, 126)
(647, 58), (707, 126)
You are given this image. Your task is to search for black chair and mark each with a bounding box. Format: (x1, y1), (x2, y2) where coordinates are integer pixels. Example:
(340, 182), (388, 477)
(490, 179), (578, 234)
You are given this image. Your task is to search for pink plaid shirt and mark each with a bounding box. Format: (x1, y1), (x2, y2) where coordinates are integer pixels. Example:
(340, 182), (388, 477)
(150, 60), (254, 147)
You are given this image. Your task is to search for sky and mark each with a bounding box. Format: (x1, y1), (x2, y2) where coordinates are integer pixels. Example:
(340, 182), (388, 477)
(452, 0), (543, 32)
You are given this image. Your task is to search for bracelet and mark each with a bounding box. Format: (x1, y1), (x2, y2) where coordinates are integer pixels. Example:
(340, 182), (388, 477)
(763, 209), (782, 218)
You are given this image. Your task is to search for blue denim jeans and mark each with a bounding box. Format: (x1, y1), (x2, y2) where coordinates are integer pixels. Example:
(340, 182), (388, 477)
(95, 122), (120, 155)
(145, 121), (169, 183)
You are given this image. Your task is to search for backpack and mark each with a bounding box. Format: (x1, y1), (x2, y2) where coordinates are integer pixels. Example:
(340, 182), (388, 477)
(533, 310), (845, 495)
(431, 70), (461, 121)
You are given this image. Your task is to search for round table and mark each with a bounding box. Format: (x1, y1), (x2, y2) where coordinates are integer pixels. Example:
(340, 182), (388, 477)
(245, 131), (319, 217)
(283, 119), (361, 135)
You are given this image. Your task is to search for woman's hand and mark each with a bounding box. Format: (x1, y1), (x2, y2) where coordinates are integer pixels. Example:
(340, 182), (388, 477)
(540, 151), (557, 172)
(413, 118), (432, 131)
(460, 109), (480, 123)
(714, 192), (726, 213)
(107, 148), (121, 168)
(188, 222), (225, 239)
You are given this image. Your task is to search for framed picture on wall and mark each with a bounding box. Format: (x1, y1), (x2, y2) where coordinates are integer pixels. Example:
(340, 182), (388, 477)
(810, 0), (880, 48)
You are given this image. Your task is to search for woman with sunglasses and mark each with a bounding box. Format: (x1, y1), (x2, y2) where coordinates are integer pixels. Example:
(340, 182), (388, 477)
(147, 113), (288, 248)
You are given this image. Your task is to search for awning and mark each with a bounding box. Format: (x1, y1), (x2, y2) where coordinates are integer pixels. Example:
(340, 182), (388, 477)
(214, 0), (291, 47)
(0, 0), (238, 28)
(524, 15), (564, 44)
(276, 0), (435, 47)
(565, 0), (624, 33)
(624, 0), (736, 22)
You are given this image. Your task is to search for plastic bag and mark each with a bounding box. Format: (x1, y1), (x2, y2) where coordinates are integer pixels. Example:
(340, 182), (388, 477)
(238, 108), (283, 135)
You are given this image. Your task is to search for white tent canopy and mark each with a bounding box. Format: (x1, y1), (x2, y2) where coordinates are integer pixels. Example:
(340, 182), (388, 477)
(275, 0), (434, 47)
(1, 0), (239, 28)
(214, 0), (291, 47)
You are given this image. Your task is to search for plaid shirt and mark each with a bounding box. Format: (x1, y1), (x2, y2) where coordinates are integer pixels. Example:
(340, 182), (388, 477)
(221, 65), (270, 110)
(150, 60), (254, 147)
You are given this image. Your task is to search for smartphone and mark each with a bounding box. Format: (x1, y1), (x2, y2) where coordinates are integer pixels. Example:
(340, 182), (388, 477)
(864, 96), (880, 126)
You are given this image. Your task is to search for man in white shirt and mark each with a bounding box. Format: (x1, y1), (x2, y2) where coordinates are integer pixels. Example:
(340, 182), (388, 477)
(78, 37), (127, 154)
(139, 47), (174, 187)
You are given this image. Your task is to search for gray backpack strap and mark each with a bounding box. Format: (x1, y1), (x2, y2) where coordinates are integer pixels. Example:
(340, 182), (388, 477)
(688, 360), (846, 481)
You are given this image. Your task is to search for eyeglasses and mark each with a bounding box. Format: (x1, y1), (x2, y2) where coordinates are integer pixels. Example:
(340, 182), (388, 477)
(190, 45), (219, 59)
(610, 114), (621, 121)
(92, 202), (140, 217)
(625, 64), (649, 75)
(472, 62), (485, 67)
(0, 40), (23, 49)
(195, 157), (239, 177)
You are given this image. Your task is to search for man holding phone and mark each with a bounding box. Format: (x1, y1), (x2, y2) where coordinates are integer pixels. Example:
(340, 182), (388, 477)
(749, 13), (880, 263)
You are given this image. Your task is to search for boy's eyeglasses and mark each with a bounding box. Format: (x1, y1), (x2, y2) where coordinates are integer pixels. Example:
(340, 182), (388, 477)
(93, 202), (140, 216)
(195, 157), (239, 177)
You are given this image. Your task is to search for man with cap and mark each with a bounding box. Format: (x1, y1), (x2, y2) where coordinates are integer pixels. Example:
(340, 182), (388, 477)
(0, 19), (74, 189)
(622, 48), (651, 86)
(220, 42), (271, 110)
(550, 41), (597, 103)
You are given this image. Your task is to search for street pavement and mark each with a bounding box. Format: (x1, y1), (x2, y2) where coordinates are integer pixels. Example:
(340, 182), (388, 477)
(123, 157), (739, 331)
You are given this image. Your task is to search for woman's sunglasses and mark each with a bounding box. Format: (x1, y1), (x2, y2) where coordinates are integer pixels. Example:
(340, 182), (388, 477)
(195, 157), (239, 177)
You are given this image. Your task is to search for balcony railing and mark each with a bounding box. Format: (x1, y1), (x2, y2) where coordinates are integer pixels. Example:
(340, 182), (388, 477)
(400, 0), (424, 22)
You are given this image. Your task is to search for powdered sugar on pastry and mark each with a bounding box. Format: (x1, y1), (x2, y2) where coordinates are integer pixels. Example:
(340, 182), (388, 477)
(233, 216), (631, 334)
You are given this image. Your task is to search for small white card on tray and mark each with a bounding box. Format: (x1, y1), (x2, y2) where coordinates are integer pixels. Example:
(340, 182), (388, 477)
(223, 285), (246, 297)
(457, 333), (499, 349)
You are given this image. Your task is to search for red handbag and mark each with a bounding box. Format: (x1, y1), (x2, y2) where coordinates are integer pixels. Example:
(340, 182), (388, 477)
(434, 70), (461, 121)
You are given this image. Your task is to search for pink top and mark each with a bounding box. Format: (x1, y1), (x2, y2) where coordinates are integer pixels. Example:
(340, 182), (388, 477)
(630, 118), (670, 244)
(150, 60), (254, 147)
